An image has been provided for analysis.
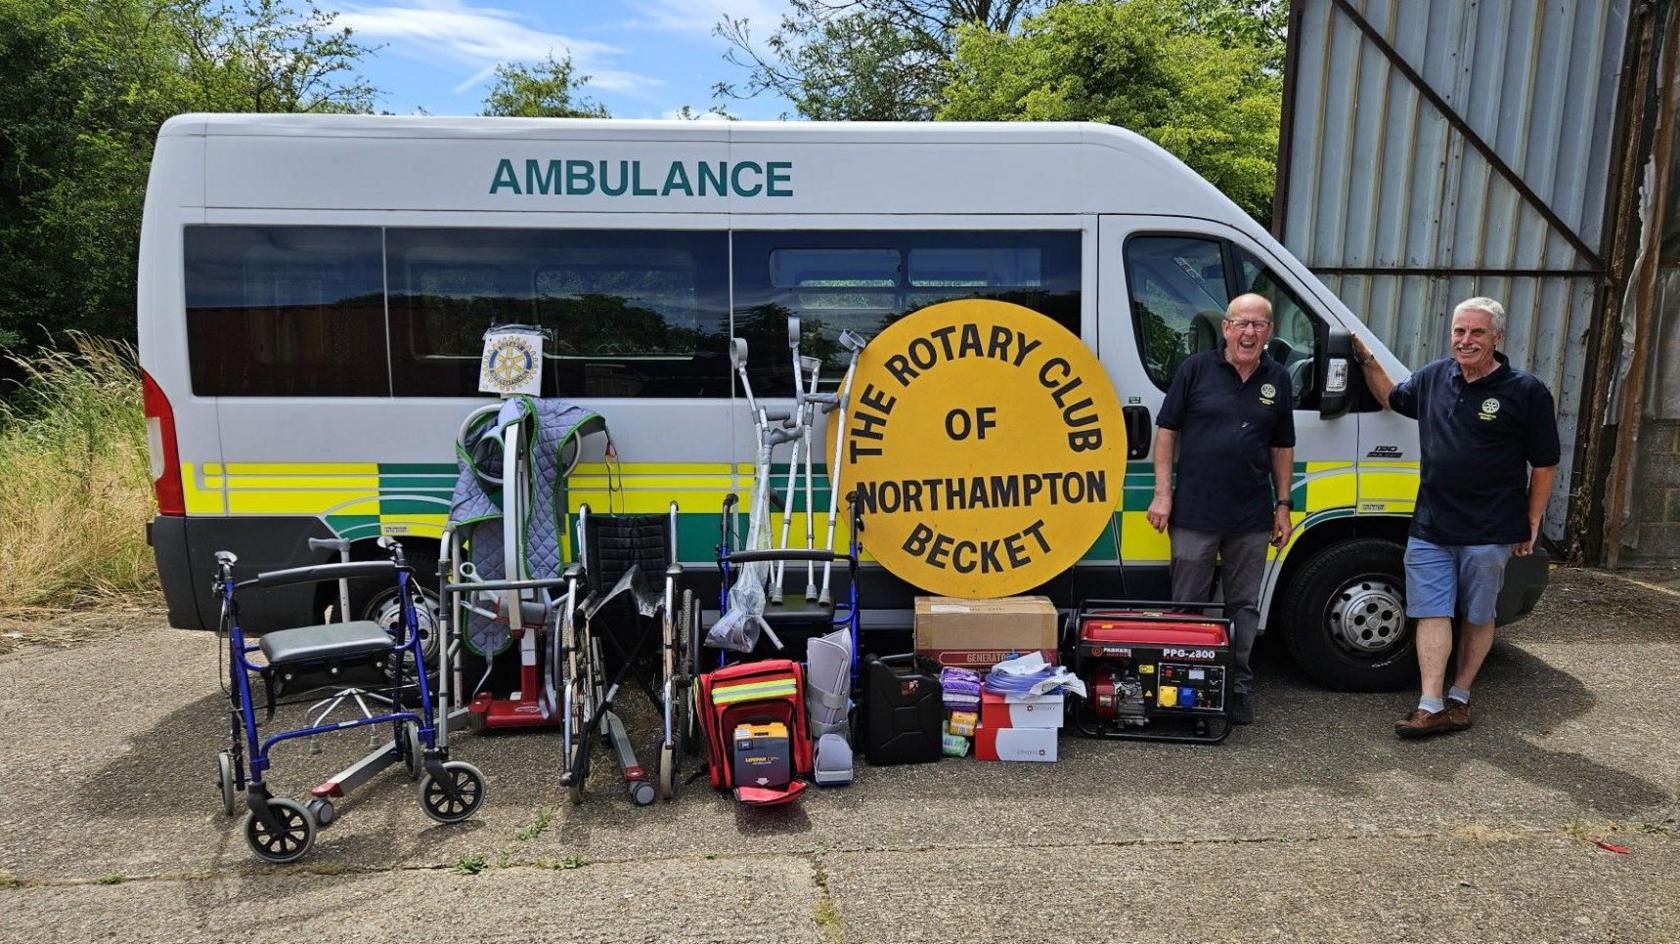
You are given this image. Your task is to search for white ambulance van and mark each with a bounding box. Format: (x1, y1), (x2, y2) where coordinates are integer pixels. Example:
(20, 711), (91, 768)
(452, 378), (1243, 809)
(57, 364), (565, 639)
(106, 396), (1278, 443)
(139, 115), (1548, 691)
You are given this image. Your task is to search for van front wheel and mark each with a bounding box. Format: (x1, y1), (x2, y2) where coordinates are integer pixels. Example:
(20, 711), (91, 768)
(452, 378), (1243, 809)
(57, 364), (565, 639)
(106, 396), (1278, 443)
(1279, 538), (1416, 692)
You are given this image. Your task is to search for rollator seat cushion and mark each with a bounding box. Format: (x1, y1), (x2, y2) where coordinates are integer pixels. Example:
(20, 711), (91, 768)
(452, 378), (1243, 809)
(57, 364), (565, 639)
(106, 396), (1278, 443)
(763, 596), (836, 629)
(260, 620), (393, 667)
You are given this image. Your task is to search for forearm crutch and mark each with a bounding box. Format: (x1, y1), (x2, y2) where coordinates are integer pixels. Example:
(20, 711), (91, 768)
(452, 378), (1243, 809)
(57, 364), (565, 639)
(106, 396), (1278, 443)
(819, 330), (868, 606)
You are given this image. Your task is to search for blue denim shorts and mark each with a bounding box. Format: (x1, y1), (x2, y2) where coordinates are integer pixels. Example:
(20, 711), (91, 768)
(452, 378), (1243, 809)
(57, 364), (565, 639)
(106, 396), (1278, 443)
(1403, 537), (1513, 625)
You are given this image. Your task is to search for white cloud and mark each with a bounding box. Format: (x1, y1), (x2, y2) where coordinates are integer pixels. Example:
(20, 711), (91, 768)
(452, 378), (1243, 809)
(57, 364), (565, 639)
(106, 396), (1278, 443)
(620, 0), (787, 34)
(340, 0), (663, 97)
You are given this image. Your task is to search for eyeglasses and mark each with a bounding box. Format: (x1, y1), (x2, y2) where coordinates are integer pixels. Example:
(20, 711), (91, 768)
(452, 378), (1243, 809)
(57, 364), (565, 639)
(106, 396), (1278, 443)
(1224, 319), (1273, 332)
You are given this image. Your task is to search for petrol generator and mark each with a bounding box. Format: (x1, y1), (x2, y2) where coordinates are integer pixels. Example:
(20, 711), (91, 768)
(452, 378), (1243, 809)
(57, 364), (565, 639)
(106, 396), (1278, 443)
(1066, 601), (1233, 744)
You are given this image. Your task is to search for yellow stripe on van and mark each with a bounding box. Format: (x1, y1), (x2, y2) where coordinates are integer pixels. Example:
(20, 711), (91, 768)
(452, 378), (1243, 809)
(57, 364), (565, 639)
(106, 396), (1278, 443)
(1357, 460), (1420, 514)
(1119, 511), (1171, 562)
(181, 463), (225, 514)
(221, 462), (381, 477)
(571, 462), (738, 475)
(1303, 461), (1357, 511)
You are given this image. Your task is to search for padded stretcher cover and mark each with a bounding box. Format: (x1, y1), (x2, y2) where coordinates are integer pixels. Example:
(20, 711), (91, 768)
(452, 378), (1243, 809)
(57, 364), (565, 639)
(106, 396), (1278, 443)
(451, 397), (603, 655)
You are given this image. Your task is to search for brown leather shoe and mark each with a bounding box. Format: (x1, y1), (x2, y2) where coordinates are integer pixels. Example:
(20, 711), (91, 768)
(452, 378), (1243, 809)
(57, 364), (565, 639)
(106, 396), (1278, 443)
(1441, 700), (1472, 731)
(1394, 708), (1454, 739)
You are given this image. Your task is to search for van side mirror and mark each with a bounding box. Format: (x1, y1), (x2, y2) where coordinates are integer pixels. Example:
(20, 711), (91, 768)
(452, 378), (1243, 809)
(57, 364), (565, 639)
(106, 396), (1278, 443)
(1319, 326), (1353, 419)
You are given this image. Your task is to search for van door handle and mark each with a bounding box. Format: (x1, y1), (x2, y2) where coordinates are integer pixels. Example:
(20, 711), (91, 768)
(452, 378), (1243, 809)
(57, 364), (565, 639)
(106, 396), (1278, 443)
(1122, 406), (1151, 459)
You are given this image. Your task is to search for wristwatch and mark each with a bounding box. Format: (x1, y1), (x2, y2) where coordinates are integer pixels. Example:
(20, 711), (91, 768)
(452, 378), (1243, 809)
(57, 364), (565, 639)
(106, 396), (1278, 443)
(1275, 499), (1294, 509)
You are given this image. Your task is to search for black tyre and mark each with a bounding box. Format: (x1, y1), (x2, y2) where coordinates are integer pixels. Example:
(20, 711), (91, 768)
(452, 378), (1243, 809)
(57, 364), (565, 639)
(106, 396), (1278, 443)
(351, 549), (441, 672)
(1279, 538), (1417, 692)
(675, 590), (697, 759)
(216, 752), (238, 817)
(400, 721), (424, 781)
(684, 590), (706, 755)
(245, 797), (316, 864)
(419, 761), (486, 824)
(566, 734), (590, 806)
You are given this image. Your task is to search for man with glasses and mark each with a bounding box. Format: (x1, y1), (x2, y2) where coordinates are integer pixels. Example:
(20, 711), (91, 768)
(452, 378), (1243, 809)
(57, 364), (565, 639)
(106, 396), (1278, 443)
(1352, 297), (1559, 738)
(1147, 293), (1296, 725)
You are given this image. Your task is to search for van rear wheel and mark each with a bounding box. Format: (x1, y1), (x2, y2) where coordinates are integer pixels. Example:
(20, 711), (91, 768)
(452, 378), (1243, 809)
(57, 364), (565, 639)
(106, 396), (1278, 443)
(1279, 538), (1416, 692)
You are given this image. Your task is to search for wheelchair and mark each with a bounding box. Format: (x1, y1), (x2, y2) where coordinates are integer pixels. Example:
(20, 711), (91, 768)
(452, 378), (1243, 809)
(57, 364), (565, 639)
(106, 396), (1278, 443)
(557, 501), (696, 805)
(212, 537), (486, 863)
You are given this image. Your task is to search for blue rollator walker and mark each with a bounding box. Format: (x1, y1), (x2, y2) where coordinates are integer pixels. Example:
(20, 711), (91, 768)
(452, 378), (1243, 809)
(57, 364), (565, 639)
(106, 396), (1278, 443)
(713, 491), (863, 673)
(212, 537), (486, 863)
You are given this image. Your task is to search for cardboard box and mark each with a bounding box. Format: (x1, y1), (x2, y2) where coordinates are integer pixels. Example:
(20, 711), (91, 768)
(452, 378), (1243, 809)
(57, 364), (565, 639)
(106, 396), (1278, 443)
(915, 595), (1060, 670)
(974, 724), (1058, 762)
(979, 690), (1064, 729)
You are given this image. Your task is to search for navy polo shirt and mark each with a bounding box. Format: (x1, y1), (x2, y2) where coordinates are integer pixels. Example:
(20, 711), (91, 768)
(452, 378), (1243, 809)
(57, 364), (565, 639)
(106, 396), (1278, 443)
(1388, 352), (1560, 546)
(1157, 348), (1296, 533)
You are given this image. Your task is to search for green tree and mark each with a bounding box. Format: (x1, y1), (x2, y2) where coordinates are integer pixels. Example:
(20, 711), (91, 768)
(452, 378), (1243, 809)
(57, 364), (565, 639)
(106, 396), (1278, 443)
(1180, 0), (1287, 72)
(481, 55), (610, 118)
(938, 0), (1281, 222)
(0, 0), (379, 357)
(171, 0), (380, 112)
(670, 104), (736, 121)
(716, 0), (1049, 120)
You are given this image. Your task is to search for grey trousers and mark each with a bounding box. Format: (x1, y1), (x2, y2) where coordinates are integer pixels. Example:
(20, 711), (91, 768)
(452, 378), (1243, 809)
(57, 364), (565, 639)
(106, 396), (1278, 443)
(1169, 527), (1269, 695)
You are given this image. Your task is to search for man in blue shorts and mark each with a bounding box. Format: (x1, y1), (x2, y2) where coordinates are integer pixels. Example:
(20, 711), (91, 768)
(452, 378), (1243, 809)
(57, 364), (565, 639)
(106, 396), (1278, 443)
(1353, 297), (1559, 738)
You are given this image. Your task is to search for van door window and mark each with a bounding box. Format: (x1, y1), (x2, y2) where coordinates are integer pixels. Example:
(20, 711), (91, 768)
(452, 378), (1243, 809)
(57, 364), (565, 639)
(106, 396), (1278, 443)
(1235, 248), (1322, 409)
(1121, 235), (1230, 389)
(733, 231), (1081, 392)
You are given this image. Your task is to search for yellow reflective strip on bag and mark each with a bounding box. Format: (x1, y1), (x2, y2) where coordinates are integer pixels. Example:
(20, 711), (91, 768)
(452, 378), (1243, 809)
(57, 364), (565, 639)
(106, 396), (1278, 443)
(710, 680), (799, 704)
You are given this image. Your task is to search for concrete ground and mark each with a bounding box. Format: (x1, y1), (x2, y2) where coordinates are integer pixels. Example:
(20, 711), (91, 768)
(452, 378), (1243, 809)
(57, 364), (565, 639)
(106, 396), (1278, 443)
(0, 567), (1676, 943)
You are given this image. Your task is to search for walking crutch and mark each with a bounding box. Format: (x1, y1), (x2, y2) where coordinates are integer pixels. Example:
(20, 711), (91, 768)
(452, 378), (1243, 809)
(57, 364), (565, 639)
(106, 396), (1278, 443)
(818, 330), (868, 607)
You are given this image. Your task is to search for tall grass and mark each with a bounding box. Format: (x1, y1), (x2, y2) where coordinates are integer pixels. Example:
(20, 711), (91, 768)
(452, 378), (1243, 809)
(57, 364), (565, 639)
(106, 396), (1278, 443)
(0, 334), (157, 613)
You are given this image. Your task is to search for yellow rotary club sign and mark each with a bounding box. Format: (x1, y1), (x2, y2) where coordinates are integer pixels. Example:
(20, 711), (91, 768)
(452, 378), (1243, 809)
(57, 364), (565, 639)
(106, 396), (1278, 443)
(830, 299), (1125, 597)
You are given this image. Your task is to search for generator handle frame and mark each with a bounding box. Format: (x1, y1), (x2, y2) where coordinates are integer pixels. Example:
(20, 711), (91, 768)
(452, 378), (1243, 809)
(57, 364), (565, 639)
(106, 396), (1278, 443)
(1075, 598), (1228, 616)
(1068, 599), (1230, 648)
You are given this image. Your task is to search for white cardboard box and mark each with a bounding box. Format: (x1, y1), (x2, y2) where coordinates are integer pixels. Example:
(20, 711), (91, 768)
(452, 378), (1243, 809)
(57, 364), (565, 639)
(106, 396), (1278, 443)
(979, 690), (1064, 729)
(974, 725), (1058, 762)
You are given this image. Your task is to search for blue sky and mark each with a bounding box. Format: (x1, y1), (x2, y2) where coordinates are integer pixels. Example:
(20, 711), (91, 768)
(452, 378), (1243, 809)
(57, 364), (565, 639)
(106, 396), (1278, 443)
(335, 0), (799, 119)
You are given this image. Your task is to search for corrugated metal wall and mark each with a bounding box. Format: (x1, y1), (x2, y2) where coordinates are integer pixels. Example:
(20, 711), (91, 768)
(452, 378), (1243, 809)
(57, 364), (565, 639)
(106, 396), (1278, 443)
(1277, 0), (1633, 536)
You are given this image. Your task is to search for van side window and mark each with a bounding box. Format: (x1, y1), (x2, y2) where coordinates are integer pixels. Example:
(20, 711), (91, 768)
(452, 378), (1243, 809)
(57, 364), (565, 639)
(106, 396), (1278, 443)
(386, 229), (730, 397)
(184, 226), (389, 396)
(1122, 235), (1230, 389)
(1235, 248), (1322, 409)
(733, 231), (1081, 391)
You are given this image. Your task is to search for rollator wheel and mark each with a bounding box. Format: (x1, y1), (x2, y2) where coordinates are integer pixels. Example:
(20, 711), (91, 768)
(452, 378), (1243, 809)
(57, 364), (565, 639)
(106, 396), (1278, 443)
(656, 743), (677, 801)
(419, 761), (486, 824)
(245, 797), (316, 864)
(401, 721), (424, 781)
(217, 752), (238, 817)
(305, 797), (337, 827)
